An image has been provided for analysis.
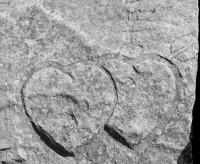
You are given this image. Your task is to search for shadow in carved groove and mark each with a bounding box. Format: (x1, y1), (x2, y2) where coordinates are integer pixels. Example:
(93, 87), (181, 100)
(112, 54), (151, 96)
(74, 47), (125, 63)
(21, 88), (75, 158)
(104, 124), (135, 149)
(30, 120), (75, 157)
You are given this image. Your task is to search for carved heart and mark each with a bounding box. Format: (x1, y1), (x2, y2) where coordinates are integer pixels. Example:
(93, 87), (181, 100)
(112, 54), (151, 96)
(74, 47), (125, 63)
(22, 54), (178, 156)
(102, 57), (177, 143)
(22, 61), (116, 153)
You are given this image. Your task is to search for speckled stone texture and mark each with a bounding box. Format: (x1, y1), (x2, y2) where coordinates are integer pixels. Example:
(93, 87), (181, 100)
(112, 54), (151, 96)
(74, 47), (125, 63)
(0, 0), (197, 164)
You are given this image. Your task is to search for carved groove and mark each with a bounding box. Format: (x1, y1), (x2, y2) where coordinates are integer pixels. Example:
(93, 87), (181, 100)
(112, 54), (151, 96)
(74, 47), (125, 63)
(21, 88), (75, 158)
(101, 65), (118, 98)
(30, 120), (75, 157)
(104, 124), (134, 150)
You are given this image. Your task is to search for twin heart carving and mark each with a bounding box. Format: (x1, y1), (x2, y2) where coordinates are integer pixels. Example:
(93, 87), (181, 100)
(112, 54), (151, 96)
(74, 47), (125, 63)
(21, 54), (178, 157)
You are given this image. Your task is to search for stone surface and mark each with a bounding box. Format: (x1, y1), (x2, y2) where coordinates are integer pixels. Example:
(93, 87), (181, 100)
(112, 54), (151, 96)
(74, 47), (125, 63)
(23, 62), (116, 151)
(0, 0), (197, 163)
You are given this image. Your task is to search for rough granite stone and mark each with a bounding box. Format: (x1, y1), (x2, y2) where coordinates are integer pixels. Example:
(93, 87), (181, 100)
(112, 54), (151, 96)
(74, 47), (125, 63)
(0, 0), (197, 163)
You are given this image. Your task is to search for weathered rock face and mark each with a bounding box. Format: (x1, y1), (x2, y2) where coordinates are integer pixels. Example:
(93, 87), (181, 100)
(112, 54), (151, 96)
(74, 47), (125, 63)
(0, 0), (197, 164)
(104, 59), (174, 144)
(23, 62), (116, 152)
